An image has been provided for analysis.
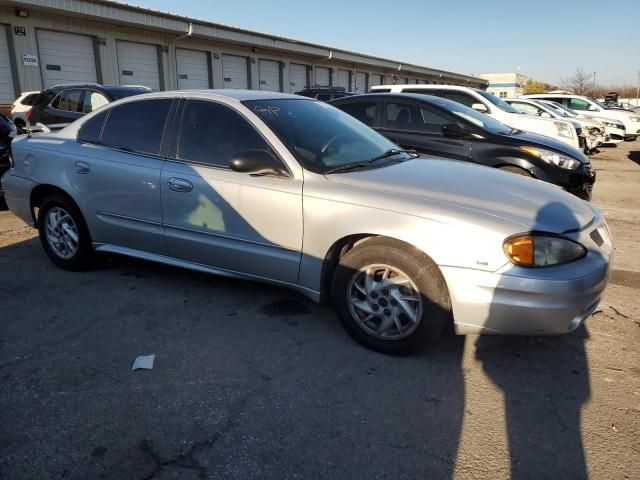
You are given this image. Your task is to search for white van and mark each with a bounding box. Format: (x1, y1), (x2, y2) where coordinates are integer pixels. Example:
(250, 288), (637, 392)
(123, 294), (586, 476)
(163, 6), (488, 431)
(370, 84), (580, 150)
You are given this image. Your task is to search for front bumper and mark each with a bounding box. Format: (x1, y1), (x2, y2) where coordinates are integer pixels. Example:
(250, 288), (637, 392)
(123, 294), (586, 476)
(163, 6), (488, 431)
(564, 164), (596, 201)
(442, 221), (612, 335)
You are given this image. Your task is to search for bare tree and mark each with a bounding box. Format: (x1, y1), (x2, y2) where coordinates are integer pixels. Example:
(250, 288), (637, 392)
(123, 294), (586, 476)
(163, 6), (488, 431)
(560, 68), (594, 95)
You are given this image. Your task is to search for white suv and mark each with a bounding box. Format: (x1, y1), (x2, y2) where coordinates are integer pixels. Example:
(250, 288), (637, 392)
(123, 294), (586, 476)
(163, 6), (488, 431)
(524, 93), (640, 141)
(10, 91), (41, 133)
(370, 85), (580, 150)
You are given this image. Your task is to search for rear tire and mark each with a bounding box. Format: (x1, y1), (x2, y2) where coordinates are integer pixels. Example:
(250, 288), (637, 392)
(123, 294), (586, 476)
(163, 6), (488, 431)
(331, 238), (452, 355)
(37, 194), (94, 271)
(498, 165), (532, 177)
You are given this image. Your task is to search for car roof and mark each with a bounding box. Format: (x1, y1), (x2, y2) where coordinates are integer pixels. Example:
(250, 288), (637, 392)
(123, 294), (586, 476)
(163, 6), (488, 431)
(329, 92), (471, 110)
(370, 84), (483, 93)
(136, 89), (306, 102)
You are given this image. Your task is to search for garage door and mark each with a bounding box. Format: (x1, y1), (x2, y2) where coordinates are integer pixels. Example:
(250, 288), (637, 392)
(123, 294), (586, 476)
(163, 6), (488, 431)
(369, 74), (383, 88)
(354, 72), (367, 93)
(384, 75), (394, 85)
(315, 67), (330, 86)
(259, 59), (280, 91)
(222, 54), (249, 89)
(37, 30), (97, 88)
(289, 63), (307, 93)
(397, 77), (408, 85)
(117, 41), (160, 90)
(0, 26), (15, 103)
(176, 48), (209, 89)
(337, 69), (350, 90)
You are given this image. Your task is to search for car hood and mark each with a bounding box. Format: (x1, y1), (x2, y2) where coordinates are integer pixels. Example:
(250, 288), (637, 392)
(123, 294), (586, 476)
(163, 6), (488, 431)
(326, 158), (595, 234)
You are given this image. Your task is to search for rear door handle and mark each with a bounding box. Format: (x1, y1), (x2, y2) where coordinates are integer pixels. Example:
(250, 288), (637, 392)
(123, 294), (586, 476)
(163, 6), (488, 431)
(75, 161), (90, 174)
(167, 177), (193, 193)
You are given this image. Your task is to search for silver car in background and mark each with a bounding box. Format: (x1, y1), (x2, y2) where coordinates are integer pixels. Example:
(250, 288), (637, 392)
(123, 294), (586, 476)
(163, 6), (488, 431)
(1, 91), (613, 354)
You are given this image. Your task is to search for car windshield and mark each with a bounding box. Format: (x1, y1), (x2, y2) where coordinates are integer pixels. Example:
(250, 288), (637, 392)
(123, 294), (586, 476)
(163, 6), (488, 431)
(475, 90), (521, 114)
(588, 97), (610, 110)
(244, 99), (408, 173)
(429, 98), (512, 134)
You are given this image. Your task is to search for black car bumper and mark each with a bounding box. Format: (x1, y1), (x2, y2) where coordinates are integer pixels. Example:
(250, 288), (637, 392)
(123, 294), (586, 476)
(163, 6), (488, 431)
(564, 164), (596, 201)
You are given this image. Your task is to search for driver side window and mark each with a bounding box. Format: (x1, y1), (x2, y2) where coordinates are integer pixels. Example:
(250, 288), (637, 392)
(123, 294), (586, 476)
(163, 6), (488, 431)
(177, 100), (275, 168)
(568, 98), (590, 111)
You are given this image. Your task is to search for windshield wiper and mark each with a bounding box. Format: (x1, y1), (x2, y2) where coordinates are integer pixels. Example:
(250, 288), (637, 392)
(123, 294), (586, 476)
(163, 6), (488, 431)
(324, 149), (417, 175)
(324, 162), (372, 175)
(368, 148), (418, 162)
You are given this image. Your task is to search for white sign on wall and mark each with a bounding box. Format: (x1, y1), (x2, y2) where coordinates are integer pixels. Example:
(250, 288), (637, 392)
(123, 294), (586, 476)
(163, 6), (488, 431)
(23, 54), (38, 67)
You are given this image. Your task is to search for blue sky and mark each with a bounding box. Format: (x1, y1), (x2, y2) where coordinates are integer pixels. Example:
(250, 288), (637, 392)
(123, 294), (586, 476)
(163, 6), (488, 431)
(132, 0), (639, 86)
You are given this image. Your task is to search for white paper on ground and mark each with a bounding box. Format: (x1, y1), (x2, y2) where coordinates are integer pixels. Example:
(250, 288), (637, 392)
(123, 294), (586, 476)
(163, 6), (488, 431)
(132, 354), (155, 371)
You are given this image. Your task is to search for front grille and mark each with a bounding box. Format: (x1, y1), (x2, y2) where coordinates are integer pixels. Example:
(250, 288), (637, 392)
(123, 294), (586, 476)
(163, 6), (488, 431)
(578, 136), (586, 148)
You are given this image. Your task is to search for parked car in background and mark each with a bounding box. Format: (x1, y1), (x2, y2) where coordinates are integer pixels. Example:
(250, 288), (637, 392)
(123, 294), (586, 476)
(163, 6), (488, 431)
(538, 100), (626, 145)
(296, 85), (355, 101)
(0, 113), (16, 198)
(1, 90), (612, 354)
(10, 91), (41, 133)
(524, 93), (640, 141)
(370, 85), (581, 150)
(27, 83), (153, 132)
(608, 101), (640, 114)
(330, 93), (595, 200)
(505, 98), (605, 154)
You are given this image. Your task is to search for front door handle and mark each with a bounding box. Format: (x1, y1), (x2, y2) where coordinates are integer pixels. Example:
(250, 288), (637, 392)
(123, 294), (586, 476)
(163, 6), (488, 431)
(75, 161), (90, 174)
(167, 177), (193, 193)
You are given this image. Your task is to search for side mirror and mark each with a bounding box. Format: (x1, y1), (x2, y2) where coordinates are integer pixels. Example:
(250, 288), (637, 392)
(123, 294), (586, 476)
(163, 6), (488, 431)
(471, 103), (488, 113)
(540, 112), (552, 118)
(442, 124), (467, 138)
(229, 149), (288, 177)
(588, 105), (599, 112)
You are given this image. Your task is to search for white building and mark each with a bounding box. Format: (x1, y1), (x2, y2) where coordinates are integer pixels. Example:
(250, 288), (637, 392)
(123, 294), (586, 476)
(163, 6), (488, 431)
(0, 0), (487, 107)
(478, 73), (530, 98)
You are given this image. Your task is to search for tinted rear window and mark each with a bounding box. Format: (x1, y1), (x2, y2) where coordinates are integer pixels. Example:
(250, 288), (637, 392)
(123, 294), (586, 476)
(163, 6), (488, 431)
(22, 93), (41, 106)
(101, 99), (172, 156)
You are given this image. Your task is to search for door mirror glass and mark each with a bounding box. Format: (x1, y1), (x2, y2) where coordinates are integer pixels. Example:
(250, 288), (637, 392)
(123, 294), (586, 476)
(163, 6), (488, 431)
(441, 124), (467, 138)
(229, 149), (288, 177)
(471, 103), (488, 113)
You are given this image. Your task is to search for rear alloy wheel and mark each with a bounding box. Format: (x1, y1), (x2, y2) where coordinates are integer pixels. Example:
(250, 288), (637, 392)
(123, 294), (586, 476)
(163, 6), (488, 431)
(38, 194), (94, 270)
(331, 238), (451, 355)
(499, 165), (532, 177)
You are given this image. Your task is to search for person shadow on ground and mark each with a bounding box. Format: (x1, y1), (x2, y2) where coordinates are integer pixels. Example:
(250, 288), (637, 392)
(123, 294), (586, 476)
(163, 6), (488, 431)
(475, 201), (593, 478)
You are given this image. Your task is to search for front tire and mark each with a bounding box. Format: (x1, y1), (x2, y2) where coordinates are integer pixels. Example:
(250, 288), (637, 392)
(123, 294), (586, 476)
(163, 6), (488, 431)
(37, 194), (94, 270)
(331, 238), (452, 355)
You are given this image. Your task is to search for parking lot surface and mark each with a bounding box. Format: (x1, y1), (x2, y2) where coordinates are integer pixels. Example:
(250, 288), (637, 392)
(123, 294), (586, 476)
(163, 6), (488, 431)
(1, 142), (638, 479)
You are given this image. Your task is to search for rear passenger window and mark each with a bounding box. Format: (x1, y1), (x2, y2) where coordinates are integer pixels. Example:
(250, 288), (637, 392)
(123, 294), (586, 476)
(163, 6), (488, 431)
(52, 90), (84, 112)
(441, 92), (477, 108)
(101, 99), (172, 156)
(385, 101), (450, 133)
(77, 110), (108, 144)
(177, 100), (272, 168)
(336, 101), (377, 127)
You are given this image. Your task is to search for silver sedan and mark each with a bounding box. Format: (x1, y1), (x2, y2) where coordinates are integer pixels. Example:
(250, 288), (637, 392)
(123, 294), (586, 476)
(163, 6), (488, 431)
(1, 90), (613, 354)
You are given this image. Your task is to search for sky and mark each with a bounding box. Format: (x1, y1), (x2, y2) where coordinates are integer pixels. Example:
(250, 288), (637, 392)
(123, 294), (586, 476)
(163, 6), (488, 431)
(130, 0), (639, 87)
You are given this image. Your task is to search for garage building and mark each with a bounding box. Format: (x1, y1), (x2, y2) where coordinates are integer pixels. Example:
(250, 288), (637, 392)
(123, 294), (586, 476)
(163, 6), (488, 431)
(0, 0), (486, 107)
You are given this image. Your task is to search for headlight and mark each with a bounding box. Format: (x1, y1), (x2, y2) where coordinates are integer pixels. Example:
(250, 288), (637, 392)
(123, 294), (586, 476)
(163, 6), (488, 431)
(520, 146), (581, 170)
(555, 121), (574, 138)
(504, 234), (587, 267)
(630, 116), (640, 122)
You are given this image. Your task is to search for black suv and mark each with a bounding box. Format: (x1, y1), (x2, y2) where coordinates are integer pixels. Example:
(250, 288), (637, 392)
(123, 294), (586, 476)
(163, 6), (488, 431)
(28, 83), (152, 131)
(295, 86), (354, 102)
(330, 93), (595, 200)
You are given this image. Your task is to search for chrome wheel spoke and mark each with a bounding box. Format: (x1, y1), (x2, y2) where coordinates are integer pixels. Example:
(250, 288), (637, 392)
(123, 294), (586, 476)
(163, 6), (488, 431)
(45, 207), (79, 260)
(347, 263), (423, 341)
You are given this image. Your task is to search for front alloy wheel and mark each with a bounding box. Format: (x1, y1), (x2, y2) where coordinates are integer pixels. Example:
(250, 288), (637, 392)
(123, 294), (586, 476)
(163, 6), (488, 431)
(44, 207), (79, 259)
(348, 264), (423, 341)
